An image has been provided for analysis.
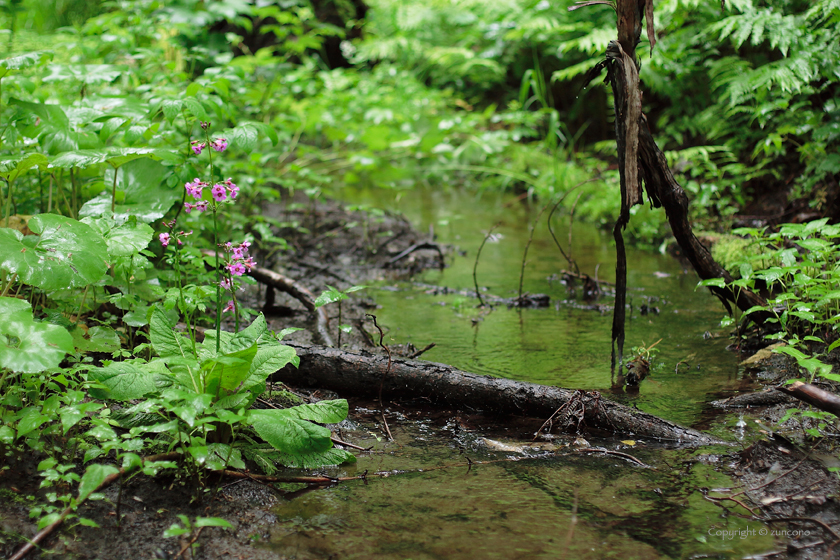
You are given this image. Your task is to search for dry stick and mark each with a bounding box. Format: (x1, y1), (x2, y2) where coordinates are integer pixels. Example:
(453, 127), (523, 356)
(575, 447), (649, 467)
(473, 223), (500, 307)
(762, 517), (840, 542)
(567, 192), (583, 269)
(518, 204), (549, 305)
(366, 314), (394, 441)
(174, 526), (205, 560)
(547, 181), (596, 276)
(408, 343), (436, 360)
(10, 452), (182, 560)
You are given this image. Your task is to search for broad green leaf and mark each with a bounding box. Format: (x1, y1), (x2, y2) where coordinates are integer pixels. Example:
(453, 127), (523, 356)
(0, 214), (109, 290)
(77, 464), (119, 502)
(78, 158), (177, 223)
(0, 51), (52, 79)
(0, 153), (48, 182)
(270, 447), (356, 469)
(82, 217), (154, 257)
(696, 278), (726, 289)
(202, 343), (257, 397)
(17, 407), (49, 437)
(282, 399), (349, 424)
(796, 238), (830, 253)
(0, 301), (73, 373)
(226, 122), (259, 151)
(161, 99), (184, 124)
(72, 325), (121, 353)
(248, 409), (333, 455)
(150, 306), (191, 359)
(205, 314), (299, 391)
(44, 64), (122, 85)
(0, 425), (14, 444)
(49, 147), (174, 170)
(189, 445), (244, 471)
(88, 361), (160, 400)
(183, 97), (208, 121)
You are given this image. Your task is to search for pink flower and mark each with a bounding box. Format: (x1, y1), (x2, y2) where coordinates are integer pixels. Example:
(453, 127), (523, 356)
(211, 138), (228, 152)
(185, 178), (206, 199)
(243, 256), (256, 270)
(159, 232), (170, 247)
(194, 201), (209, 212)
(228, 183), (239, 199)
(220, 278), (232, 291)
(190, 141), (206, 155)
(211, 184), (227, 202)
(184, 202), (194, 213)
(227, 262), (247, 276)
(223, 300), (235, 313)
(231, 246), (246, 260)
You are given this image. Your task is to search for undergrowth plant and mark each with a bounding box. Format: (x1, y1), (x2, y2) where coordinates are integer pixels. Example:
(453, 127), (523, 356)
(699, 218), (840, 435)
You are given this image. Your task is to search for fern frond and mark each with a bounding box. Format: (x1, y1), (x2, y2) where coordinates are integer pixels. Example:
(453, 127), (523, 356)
(556, 26), (614, 56)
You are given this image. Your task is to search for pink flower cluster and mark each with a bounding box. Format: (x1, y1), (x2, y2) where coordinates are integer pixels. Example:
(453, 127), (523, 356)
(223, 241), (255, 277)
(183, 178), (238, 212)
(158, 226), (193, 248)
(190, 138), (228, 156)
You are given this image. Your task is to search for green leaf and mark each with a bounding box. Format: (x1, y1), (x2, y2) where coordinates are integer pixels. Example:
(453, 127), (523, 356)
(282, 399), (349, 424)
(82, 217), (154, 257)
(226, 122), (260, 151)
(17, 407), (49, 437)
(248, 409), (333, 455)
(78, 464), (119, 502)
(0, 425), (15, 444)
(183, 97), (208, 121)
(697, 278), (727, 289)
(44, 64), (122, 85)
(202, 343), (257, 397)
(314, 285), (346, 307)
(0, 214), (109, 290)
(0, 153), (48, 182)
(271, 447), (356, 469)
(189, 445), (245, 471)
(161, 99), (184, 124)
(149, 306), (191, 359)
(0, 298), (74, 373)
(88, 361), (160, 400)
(72, 326), (121, 353)
(195, 517), (234, 529)
(78, 158), (177, 223)
(0, 51), (52, 79)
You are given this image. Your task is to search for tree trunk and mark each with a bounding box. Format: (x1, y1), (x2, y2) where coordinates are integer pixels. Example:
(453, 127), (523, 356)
(274, 342), (721, 445)
(604, 0), (772, 366)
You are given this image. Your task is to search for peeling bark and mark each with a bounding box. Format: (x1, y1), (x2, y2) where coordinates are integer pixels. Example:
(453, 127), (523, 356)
(274, 342), (721, 445)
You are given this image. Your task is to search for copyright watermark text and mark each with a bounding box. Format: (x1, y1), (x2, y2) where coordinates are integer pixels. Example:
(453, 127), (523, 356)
(708, 526), (811, 540)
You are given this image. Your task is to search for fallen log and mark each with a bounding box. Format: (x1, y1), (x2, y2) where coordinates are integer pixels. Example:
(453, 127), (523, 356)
(274, 342), (721, 445)
(776, 381), (840, 417)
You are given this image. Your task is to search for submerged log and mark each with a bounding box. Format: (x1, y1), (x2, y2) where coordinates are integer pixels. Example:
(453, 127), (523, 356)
(274, 342), (720, 445)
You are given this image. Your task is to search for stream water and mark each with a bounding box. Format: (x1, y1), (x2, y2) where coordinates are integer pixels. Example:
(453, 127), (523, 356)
(267, 186), (779, 559)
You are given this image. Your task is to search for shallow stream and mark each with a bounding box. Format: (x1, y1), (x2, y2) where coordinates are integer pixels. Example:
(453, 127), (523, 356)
(267, 186), (780, 559)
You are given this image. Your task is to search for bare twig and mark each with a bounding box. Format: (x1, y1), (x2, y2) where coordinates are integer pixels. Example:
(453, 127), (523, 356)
(408, 343), (436, 360)
(366, 314), (394, 441)
(575, 447), (649, 467)
(519, 204), (549, 304)
(473, 223), (500, 307)
(387, 242), (445, 269)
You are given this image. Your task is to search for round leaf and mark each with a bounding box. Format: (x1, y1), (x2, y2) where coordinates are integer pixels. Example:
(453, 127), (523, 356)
(0, 214), (108, 290)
